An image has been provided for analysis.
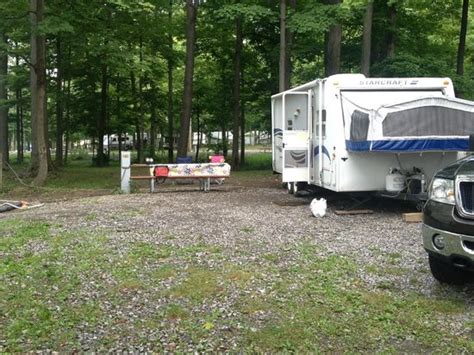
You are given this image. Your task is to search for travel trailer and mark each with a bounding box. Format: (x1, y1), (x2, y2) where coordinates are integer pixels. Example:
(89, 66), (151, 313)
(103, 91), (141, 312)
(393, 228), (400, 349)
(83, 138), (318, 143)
(104, 134), (133, 150)
(272, 74), (474, 197)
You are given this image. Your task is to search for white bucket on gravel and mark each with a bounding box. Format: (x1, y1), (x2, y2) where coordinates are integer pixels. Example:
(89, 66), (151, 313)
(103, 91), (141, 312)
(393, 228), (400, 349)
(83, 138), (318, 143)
(310, 198), (327, 217)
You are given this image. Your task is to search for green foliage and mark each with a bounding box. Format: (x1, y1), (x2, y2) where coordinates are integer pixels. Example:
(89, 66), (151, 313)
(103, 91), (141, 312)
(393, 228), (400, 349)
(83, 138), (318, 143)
(1, 0), (474, 176)
(371, 54), (450, 77)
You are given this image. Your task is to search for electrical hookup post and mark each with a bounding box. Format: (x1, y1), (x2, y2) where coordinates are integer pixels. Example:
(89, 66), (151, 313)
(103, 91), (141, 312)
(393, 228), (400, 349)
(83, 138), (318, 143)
(121, 151), (131, 193)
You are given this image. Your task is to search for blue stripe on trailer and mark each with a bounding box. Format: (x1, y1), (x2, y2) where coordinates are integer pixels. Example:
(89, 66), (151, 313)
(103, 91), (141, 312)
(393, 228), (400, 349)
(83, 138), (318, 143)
(345, 141), (371, 151)
(314, 145), (331, 159)
(346, 139), (469, 152)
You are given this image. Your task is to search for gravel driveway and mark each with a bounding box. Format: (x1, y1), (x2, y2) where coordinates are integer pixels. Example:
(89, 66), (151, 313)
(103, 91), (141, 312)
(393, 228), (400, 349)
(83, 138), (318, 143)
(1, 183), (473, 352)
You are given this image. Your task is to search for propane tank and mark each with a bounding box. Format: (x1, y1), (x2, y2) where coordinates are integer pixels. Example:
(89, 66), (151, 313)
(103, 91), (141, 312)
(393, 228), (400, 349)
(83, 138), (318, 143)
(386, 169), (406, 192)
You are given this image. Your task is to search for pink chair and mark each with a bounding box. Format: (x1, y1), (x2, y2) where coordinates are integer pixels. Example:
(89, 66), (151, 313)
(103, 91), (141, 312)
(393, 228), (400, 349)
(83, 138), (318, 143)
(210, 155), (225, 163)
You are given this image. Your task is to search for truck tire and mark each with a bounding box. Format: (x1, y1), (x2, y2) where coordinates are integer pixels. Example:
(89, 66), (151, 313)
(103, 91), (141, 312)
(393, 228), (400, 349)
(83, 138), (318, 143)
(428, 255), (471, 285)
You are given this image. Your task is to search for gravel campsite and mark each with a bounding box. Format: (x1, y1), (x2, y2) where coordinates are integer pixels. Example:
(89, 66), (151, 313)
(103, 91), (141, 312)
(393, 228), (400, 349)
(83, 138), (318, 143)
(3, 0), (474, 352)
(1, 176), (473, 352)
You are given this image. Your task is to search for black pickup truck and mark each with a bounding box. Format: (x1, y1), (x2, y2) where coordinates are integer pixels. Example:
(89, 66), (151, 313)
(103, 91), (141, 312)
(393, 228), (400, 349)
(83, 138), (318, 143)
(423, 149), (474, 284)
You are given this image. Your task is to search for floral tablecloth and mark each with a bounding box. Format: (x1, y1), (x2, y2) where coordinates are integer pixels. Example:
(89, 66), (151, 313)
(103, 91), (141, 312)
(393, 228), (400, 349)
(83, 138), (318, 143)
(166, 163), (231, 177)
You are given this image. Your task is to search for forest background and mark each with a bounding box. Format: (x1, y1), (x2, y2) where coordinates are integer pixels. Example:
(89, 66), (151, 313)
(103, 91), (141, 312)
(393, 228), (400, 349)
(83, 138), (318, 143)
(0, 0), (472, 185)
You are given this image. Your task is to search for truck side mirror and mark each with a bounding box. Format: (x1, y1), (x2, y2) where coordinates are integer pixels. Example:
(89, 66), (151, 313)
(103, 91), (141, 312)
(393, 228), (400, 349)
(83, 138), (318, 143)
(469, 134), (474, 152)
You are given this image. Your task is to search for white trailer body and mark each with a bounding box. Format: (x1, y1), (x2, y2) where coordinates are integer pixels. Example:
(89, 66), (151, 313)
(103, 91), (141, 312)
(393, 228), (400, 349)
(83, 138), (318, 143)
(272, 74), (474, 193)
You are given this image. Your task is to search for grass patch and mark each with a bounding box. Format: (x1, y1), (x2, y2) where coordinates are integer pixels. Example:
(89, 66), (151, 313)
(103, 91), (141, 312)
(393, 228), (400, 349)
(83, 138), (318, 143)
(128, 241), (172, 261)
(240, 152), (271, 171)
(224, 267), (253, 287)
(366, 264), (410, 276)
(240, 226), (255, 233)
(1, 221), (106, 351)
(240, 295), (270, 315)
(1, 223), (472, 353)
(170, 268), (222, 302)
(175, 242), (222, 257)
(84, 212), (97, 221)
(165, 304), (189, 320)
(152, 264), (178, 280)
(243, 249), (472, 353)
(263, 253), (279, 263)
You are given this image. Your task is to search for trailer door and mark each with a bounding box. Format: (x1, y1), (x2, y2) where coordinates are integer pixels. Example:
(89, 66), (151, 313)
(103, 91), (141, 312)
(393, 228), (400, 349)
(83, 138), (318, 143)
(282, 91), (311, 183)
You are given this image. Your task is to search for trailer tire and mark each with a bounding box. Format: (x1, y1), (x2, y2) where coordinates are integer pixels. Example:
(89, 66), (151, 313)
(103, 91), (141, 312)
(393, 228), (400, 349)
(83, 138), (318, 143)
(428, 255), (472, 285)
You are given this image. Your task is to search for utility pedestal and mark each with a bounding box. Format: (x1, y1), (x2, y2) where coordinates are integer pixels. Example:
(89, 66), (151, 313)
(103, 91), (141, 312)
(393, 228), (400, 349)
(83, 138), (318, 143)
(121, 151), (131, 193)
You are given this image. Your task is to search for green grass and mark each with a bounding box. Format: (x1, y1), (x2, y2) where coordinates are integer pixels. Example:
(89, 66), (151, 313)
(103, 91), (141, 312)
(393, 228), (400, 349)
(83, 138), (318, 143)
(244, 255), (472, 353)
(1, 159), (120, 193)
(170, 268), (222, 302)
(1, 220), (472, 353)
(45, 160), (120, 190)
(1, 151), (272, 196)
(240, 152), (272, 171)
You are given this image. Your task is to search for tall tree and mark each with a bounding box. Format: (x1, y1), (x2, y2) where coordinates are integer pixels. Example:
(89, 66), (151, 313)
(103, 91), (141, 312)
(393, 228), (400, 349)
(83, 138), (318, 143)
(232, 6), (243, 169)
(30, 0), (48, 185)
(457, 0), (469, 76)
(386, 2), (396, 59)
(361, 0), (373, 76)
(324, 0), (342, 76)
(55, 37), (64, 165)
(285, 0), (296, 88)
(15, 52), (24, 164)
(279, 0), (287, 92)
(278, 0), (296, 91)
(167, 0), (174, 163)
(97, 62), (108, 166)
(177, 0), (198, 158)
(0, 35), (8, 167)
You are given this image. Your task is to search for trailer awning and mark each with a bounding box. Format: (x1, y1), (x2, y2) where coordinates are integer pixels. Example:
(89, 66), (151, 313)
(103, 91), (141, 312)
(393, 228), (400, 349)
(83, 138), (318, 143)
(341, 94), (474, 152)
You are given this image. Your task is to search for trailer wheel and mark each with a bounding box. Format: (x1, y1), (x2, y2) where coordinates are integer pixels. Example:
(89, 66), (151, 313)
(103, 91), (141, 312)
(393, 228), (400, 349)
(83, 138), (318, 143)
(287, 182), (294, 194)
(428, 255), (472, 285)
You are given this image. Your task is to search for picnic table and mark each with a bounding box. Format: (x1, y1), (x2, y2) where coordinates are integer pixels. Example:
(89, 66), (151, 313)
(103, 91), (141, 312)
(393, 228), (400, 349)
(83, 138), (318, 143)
(129, 162), (231, 192)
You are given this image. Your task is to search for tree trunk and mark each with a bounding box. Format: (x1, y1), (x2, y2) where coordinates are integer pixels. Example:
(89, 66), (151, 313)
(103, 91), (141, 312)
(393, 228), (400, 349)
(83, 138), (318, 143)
(386, 3), (396, 59)
(324, 0), (342, 76)
(138, 38), (145, 163)
(222, 128), (228, 158)
(150, 104), (157, 158)
(64, 77), (71, 165)
(130, 71), (142, 162)
(361, 0), (373, 76)
(55, 37), (64, 165)
(16, 87), (24, 163)
(167, 0), (174, 163)
(457, 0), (469, 75)
(116, 75), (122, 153)
(240, 98), (245, 165)
(96, 63), (107, 167)
(279, 0), (287, 92)
(30, 0), (48, 185)
(195, 103), (200, 162)
(285, 0), (296, 89)
(0, 34), (8, 167)
(177, 0), (197, 158)
(232, 12), (243, 169)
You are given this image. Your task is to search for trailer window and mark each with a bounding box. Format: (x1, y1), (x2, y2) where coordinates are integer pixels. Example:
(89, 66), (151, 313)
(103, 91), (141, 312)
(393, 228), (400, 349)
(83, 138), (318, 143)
(341, 90), (445, 141)
(315, 109), (326, 138)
